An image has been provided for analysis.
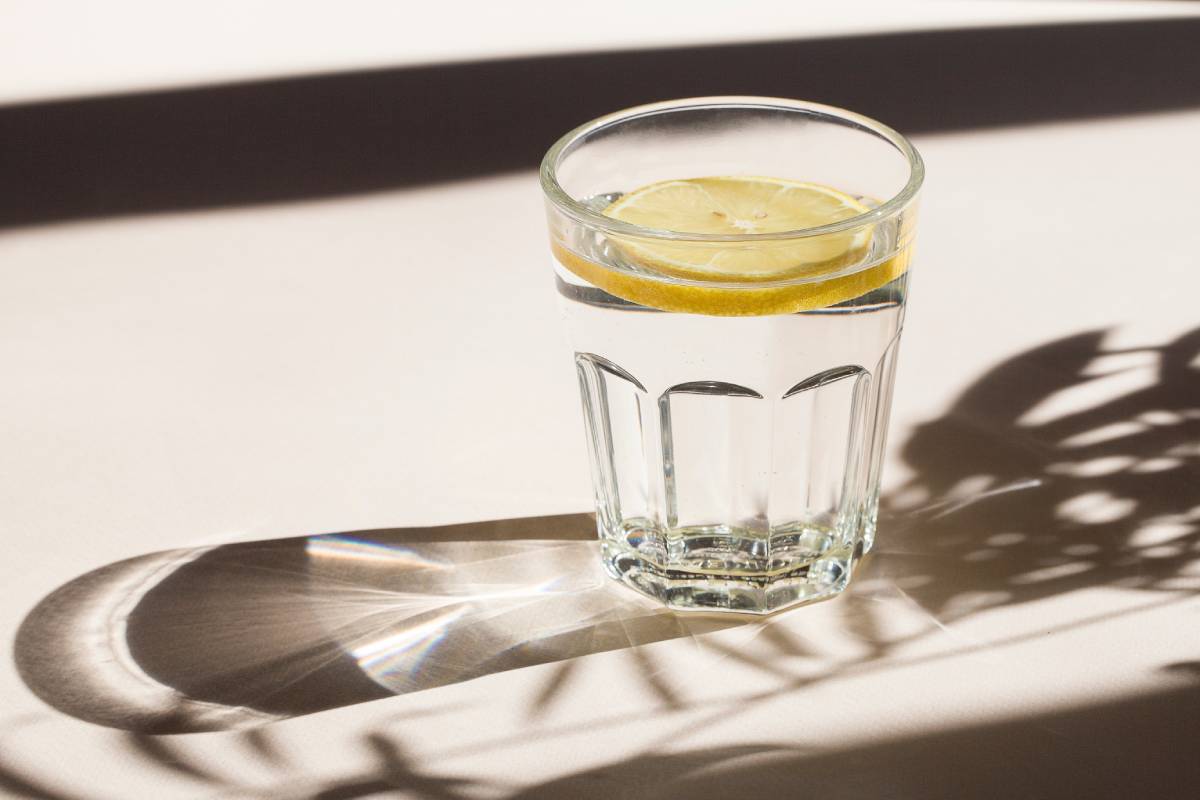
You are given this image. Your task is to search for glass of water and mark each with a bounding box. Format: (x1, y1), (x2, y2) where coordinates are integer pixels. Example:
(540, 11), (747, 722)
(541, 97), (923, 614)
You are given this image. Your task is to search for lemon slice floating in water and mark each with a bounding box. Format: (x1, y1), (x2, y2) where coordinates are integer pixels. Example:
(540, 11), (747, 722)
(553, 176), (909, 316)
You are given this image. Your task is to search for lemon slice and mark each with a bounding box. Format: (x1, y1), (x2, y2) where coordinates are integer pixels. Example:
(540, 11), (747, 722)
(605, 176), (871, 279)
(553, 176), (910, 316)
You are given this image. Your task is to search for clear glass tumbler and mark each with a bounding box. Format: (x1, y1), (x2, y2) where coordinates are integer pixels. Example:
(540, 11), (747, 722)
(541, 97), (923, 614)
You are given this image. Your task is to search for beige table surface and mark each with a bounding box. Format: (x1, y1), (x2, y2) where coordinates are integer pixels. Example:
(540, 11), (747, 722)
(3, 14), (1200, 800)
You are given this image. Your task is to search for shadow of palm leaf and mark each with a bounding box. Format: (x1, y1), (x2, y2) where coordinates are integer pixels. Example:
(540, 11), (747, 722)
(865, 326), (1200, 633)
(125, 733), (235, 785)
(0, 764), (87, 800)
(308, 734), (480, 800)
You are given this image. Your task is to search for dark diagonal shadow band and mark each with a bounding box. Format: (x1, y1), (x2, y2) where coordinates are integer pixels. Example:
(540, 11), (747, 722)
(1, 17), (1199, 229)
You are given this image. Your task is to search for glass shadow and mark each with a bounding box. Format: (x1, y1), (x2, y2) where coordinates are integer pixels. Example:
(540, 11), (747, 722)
(14, 514), (739, 733)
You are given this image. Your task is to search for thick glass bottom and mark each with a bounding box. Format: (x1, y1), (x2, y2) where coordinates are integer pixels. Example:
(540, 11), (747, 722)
(600, 534), (858, 615)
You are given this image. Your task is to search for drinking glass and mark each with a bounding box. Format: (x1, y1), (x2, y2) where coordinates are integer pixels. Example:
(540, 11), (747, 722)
(541, 97), (923, 613)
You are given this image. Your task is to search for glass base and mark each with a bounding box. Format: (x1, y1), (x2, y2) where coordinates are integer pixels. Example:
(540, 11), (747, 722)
(601, 538), (857, 615)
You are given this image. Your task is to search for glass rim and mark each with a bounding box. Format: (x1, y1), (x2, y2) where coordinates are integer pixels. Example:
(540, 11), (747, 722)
(539, 96), (925, 243)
